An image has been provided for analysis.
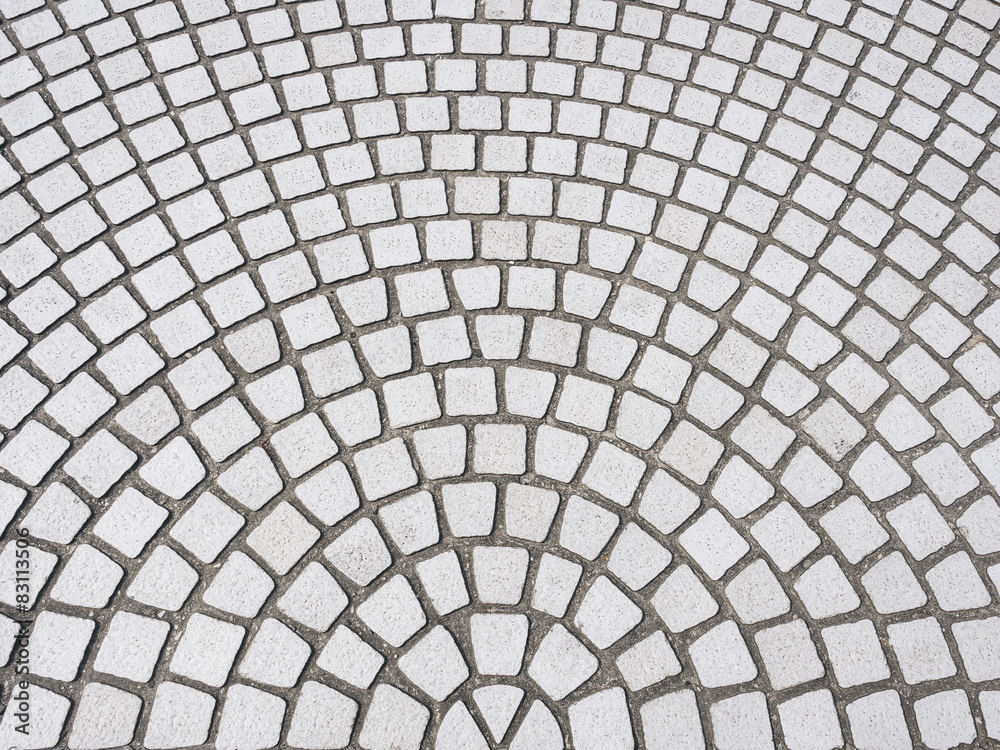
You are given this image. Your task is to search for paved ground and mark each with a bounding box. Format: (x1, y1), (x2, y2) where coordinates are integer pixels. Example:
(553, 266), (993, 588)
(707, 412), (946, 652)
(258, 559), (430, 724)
(0, 0), (999, 747)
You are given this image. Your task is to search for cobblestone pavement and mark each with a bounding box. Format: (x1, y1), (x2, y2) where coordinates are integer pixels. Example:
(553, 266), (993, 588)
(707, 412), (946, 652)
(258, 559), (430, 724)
(0, 0), (999, 746)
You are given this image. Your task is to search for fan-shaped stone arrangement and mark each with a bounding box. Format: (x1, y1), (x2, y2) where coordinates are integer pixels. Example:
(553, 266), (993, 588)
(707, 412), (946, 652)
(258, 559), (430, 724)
(0, 0), (999, 746)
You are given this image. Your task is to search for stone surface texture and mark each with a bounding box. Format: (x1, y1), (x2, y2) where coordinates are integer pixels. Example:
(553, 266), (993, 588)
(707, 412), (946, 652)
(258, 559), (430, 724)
(0, 0), (999, 746)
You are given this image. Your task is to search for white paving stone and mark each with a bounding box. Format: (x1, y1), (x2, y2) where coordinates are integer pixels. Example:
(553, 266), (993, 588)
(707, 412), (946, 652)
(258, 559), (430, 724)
(528, 623), (598, 700)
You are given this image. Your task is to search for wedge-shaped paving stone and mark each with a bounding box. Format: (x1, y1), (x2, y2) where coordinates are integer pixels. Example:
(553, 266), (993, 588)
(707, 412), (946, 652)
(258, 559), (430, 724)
(278, 561), (348, 631)
(528, 624), (599, 701)
(652, 564), (719, 633)
(574, 575), (643, 649)
(92, 488), (169, 559)
(641, 690), (705, 750)
(756, 619), (825, 691)
(31, 611), (95, 682)
(357, 574), (426, 647)
(317, 625), (385, 689)
(144, 682), (216, 750)
(127, 546), (199, 612)
(287, 682), (358, 750)
(358, 684), (429, 750)
(170, 613), (246, 688)
(49, 544), (123, 608)
(570, 688), (634, 750)
(68, 682), (142, 750)
(710, 692), (774, 750)
(399, 625), (469, 701)
(607, 522), (671, 590)
(325, 517), (392, 585)
(239, 618), (311, 688)
(93, 611), (171, 683)
(246, 500), (320, 575)
(215, 685), (286, 750)
(353, 437), (419, 500)
(726, 560), (792, 625)
(170, 491), (244, 564)
(778, 690), (844, 750)
(138, 436), (206, 500)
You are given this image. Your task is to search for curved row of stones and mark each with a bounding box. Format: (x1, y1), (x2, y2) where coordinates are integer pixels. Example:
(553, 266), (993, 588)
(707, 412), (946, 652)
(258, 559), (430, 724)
(1, 0), (1000, 746)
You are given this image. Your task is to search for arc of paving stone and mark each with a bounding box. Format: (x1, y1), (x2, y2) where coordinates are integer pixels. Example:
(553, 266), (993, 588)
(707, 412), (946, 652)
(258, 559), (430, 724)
(1, 0), (1000, 747)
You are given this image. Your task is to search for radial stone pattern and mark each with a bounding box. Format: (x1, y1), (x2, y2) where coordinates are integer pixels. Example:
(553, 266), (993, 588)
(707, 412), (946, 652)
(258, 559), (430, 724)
(2, 0), (1000, 747)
